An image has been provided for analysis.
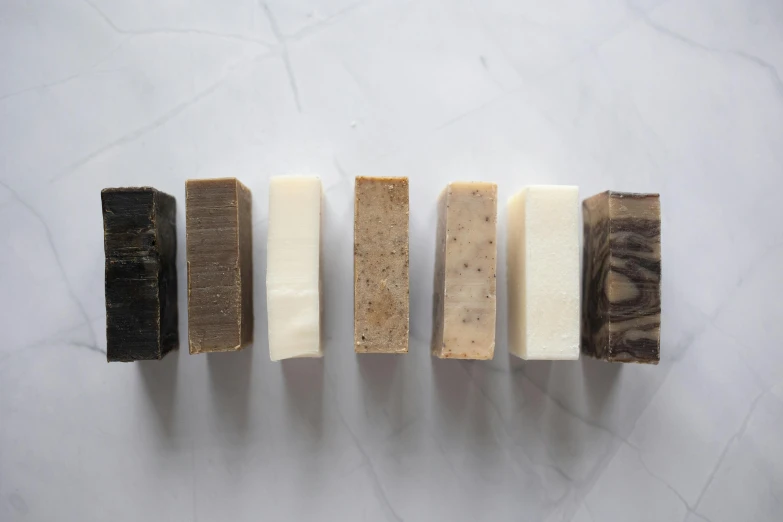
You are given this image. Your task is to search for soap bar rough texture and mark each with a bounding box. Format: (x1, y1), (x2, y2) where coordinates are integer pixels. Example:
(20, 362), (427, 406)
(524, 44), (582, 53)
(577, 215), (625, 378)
(102, 187), (179, 362)
(186, 178), (253, 354)
(354, 176), (409, 353)
(507, 186), (580, 360)
(267, 176), (323, 361)
(582, 191), (661, 363)
(431, 182), (497, 359)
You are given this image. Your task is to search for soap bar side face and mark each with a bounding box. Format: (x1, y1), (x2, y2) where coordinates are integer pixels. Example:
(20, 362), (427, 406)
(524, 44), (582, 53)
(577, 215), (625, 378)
(581, 192), (611, 359)
(267, 177), (322, 360)
(432, 182), (497, 359)
(154, 190), (180, 354)
(582, 191), (661, 363)
(186, 178), (251, 353)
(237, 181), (254, 346)
(102, 188), (178, 362)
(354, 177), (409, 353)
(506, 190), (527, 359)
(430, 188), (448, 356)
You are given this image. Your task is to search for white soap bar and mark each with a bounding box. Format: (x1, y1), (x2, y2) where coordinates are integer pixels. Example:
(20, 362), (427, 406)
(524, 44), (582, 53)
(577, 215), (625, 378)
(507, 186), (580, 360)
(267, 176), (323, 361)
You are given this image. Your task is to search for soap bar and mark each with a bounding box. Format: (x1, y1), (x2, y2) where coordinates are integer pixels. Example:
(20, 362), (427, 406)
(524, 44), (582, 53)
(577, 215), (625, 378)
(431, 182), (497, 359)
(266, 176), (323, 361)
(186, 178), (253, 354)
(354, 176), (409, 354)
(582, 191), (661, 363)
(102, 187), (179, 362)
(507, 186), (580, 360)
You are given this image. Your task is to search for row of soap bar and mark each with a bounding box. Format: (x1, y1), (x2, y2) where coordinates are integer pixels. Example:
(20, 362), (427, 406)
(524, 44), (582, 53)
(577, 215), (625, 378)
(101, 177), (661, 365)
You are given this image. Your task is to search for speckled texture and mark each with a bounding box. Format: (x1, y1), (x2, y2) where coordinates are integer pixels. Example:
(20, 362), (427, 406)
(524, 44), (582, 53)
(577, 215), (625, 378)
(582, 191), (661, 363)
(354, 176), (409, 354)
(186, 178), (253, 354)
(431, 182), (497, 359)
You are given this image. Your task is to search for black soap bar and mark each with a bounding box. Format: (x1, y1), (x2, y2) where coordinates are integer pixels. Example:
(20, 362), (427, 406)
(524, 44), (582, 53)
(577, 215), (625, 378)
(102, 187), (179, 362)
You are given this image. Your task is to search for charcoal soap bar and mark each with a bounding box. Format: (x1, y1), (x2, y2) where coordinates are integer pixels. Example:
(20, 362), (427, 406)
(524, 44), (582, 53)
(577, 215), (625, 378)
(354, 176), (409, 354)
(102, 187), (179, 362)
(186, 178), (253, 353)
(582, 191), (661, 363)
(431, 182), (497, 360)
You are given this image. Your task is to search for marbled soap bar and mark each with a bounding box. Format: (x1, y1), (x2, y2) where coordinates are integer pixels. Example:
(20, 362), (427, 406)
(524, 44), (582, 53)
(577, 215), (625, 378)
(267, 176), (323, 361)
(431, 182), (497, 359)
(354, 176), (409, 354)
(507, 186), (580, 360)
(582, 191), (661, 363)
(186, 178), (253, 354)
(102, 187), (178, 362)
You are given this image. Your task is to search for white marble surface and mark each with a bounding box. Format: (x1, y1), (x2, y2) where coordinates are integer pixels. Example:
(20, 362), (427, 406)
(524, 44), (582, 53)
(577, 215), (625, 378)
(1, 1), (782, 521)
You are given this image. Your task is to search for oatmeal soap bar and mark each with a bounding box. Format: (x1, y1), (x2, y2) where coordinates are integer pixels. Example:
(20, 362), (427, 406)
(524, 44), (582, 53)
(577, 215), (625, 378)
(431, 182), (497, 360)
(582, 191), (661, 364)
(102, 187), (179, 362)
(507, 186), (580, 360)
(267, 176), (323, 361)
(354, 176), (409, 354)
(186, 178), (253, 354)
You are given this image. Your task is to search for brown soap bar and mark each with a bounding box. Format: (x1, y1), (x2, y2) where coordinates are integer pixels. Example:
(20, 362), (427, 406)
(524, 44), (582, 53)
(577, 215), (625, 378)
(582, 191), (661, 363)
(102, 187), (179, 362)
(354, 177), (409, 353)
(186, 178), (253, 353)
(431, 182), (497, 360)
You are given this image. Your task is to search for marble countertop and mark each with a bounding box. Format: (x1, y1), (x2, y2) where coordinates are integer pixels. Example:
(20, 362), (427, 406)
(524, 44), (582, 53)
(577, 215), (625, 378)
(1, 1), (781, 521)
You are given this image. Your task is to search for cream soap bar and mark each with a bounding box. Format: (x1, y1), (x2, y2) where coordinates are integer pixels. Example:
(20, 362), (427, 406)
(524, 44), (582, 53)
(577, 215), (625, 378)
(431, 182), (497, 359)
(507, 186), (580, 360)
(267, 176), (323, 361)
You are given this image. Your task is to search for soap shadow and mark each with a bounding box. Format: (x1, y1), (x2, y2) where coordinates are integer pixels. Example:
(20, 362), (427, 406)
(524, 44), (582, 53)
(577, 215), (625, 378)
(358, 354), (400, 409)
(358, 353), (428, 447)
(431, 357), (498, 480)
(282, 358), (325, 438)
(431, 357), (471, 433)
(208, 347), (253, 440)
(507, 353), (622, 473)
(509, 356), (578, 451)
(138, 346), (180, 440)
(581, 355), (622, 418)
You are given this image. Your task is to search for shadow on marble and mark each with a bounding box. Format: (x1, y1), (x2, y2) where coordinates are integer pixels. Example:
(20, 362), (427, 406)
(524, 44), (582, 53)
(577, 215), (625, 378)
(580, 356), (621, 417)
(510, 355), (622, 418)
(509, 356), (622, 467)
(138, 346), (179, 439)
(431, 357), (495, 445)
(282, 357), (324, 437)
(358, 354), (400, 408)
(208, 347), (252, 439)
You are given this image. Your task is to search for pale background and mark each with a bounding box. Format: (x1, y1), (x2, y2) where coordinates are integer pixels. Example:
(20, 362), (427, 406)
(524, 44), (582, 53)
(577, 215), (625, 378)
(1, 1), (782, 521)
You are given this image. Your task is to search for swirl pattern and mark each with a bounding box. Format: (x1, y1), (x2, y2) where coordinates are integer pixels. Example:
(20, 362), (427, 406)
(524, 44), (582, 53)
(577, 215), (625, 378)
(581, 192), (661, 364)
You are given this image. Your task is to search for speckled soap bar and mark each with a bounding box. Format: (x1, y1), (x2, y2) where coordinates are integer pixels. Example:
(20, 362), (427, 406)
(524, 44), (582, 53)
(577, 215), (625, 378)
(431, 182), (497, 360)
(186, 178), (253, 354)
(354, 176), (409, 354)
(102, 187), (179, 362)
(582, 191), (661, 363)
